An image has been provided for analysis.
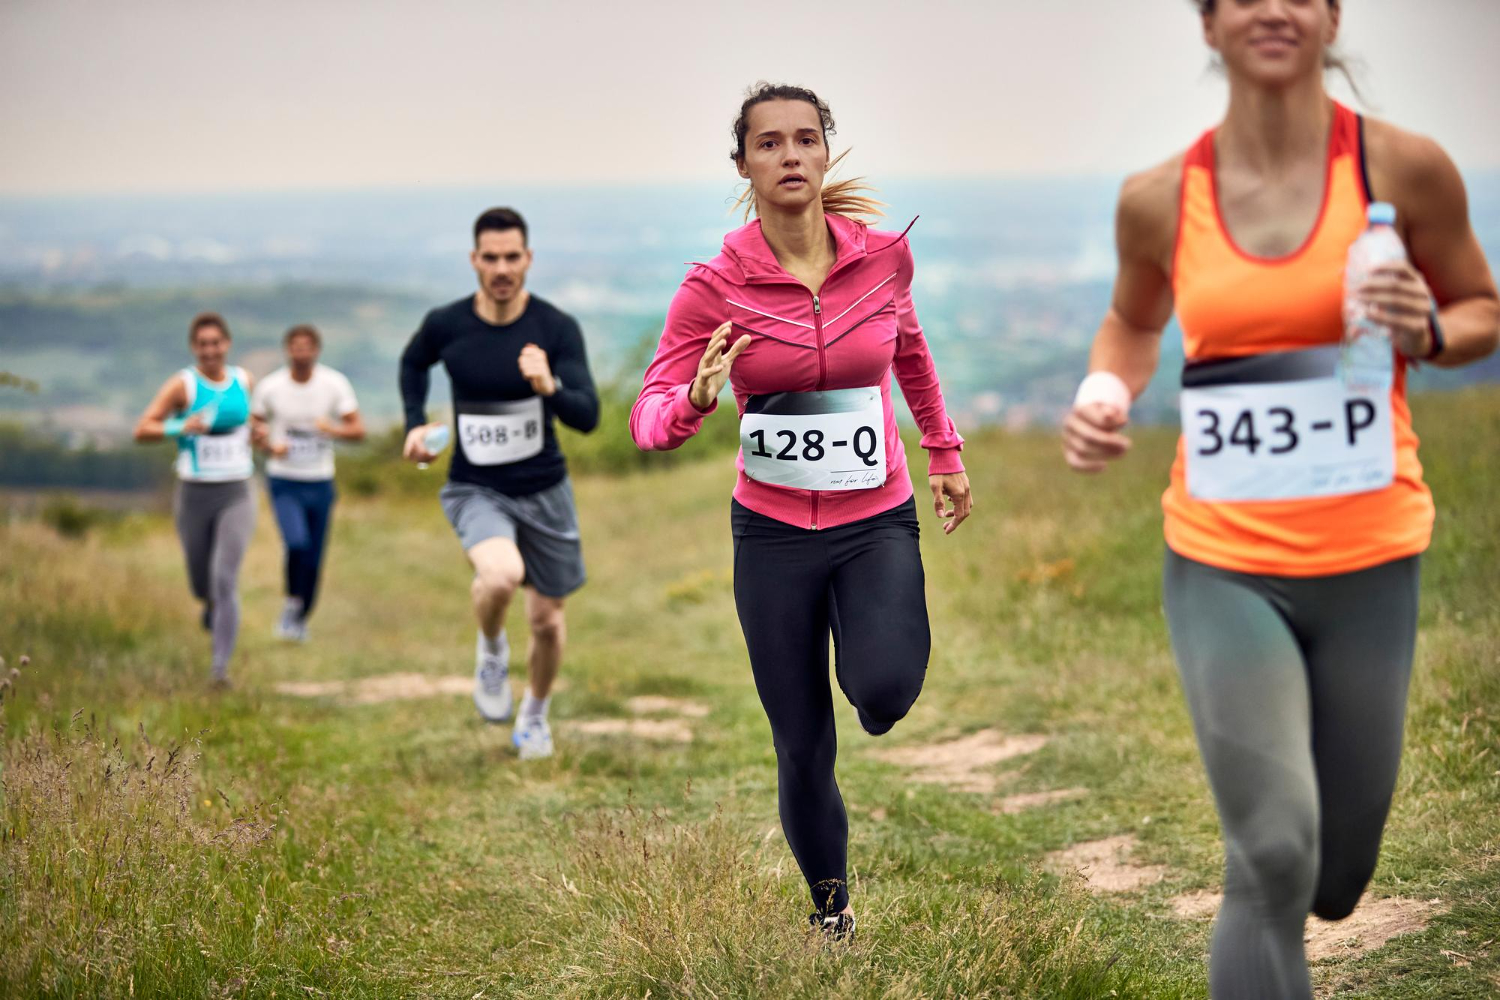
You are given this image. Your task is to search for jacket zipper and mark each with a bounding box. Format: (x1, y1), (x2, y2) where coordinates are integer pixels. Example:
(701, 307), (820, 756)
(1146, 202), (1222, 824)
(744, 256), (881, 531)
(811, 292), (824, 530)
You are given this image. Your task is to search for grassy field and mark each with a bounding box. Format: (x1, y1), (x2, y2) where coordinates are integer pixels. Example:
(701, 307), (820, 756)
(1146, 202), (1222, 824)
(2, 390), (1498, 999)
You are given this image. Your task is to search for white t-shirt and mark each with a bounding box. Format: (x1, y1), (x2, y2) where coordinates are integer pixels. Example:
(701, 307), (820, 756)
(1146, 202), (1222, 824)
(251, 365), (359, 481)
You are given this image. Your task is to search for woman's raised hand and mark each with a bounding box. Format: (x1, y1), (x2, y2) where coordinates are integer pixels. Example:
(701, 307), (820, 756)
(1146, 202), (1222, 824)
(690, 322), (751, 411)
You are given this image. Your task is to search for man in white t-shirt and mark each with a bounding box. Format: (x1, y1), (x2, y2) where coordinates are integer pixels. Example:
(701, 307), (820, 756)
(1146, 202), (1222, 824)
(250, 324), (365, 640)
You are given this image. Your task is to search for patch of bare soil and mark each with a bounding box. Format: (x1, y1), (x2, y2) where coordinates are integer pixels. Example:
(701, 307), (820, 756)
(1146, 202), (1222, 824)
(1305, 896), (1446, 962)
(1167, 891), (1444, 963)
(1045, 835), (1169, 893)
(275, 673), (471, 705)
(625, 695), (710, 718)
(571, 718), (694, 743)
(869, 729), (1048, 794)
(992, 787), (1089, 815)
(1170, 889), (1222, 919)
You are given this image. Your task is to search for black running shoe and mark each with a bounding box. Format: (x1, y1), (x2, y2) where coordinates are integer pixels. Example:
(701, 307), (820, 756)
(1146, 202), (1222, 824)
(808, 911), (856, 941)
(855, 707), (893, 735)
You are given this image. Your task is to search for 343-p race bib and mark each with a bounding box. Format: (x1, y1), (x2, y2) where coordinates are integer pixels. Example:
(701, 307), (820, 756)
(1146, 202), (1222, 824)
(192, 425), (252, 476)
(1181, 345), (1394, 503)
(741, 387), (886, 491)
(457, 398), (545, 466)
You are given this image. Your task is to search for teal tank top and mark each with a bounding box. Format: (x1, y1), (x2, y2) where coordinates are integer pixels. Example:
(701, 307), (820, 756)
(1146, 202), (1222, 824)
(174, 366), (254, 482)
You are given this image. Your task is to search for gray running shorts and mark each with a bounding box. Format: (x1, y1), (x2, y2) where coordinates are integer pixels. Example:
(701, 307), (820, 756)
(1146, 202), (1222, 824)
(439, 477), (586, 598)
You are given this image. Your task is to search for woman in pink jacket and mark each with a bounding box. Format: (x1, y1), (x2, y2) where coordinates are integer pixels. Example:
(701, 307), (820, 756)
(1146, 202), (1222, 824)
(631, 82), (973, 938)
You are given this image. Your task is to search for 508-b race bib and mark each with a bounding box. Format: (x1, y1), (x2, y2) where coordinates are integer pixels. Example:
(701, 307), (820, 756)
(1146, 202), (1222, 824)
(457, 398), (545, 466)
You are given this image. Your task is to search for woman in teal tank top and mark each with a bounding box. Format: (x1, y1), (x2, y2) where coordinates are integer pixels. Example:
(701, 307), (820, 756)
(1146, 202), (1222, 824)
(172, 363), (254, 481)
(134, 312), (259, 685)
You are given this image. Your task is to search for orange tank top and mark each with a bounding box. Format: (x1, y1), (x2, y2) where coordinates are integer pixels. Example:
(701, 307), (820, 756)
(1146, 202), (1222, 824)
(1163, 101), (1433, 576)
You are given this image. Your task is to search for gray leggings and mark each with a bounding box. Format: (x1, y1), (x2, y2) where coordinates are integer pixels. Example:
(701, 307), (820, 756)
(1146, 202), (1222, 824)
(173, 479), (257, 679)
(1163, 549), (1419, 1000)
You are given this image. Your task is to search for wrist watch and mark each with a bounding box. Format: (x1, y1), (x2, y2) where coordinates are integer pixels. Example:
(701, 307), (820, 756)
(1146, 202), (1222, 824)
(1424, 305), (1446, 361)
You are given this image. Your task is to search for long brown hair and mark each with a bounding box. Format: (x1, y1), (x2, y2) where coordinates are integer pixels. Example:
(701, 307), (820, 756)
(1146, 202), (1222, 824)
(728, 82), (884, 224)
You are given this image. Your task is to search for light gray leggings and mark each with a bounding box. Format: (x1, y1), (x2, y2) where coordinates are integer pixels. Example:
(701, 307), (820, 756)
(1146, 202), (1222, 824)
(173, 479), (257, 679)
(1163, 549), (1420, 1000)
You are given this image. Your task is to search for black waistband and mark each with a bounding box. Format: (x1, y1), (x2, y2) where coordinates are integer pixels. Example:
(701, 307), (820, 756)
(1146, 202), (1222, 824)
(1181, 345), (1340, 389)
(744, 387), (878, 416)
(730, 493), (917, 535)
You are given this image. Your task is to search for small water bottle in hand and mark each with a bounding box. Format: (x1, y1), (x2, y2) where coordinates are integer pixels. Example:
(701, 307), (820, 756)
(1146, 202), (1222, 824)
(1341, 202), (1405, 391)
(418, 424), (450, 471)
(194, 401), (220, 435)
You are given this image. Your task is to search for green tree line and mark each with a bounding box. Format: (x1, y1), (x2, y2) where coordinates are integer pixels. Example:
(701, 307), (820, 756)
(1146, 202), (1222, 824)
(0, 424), (171, 491)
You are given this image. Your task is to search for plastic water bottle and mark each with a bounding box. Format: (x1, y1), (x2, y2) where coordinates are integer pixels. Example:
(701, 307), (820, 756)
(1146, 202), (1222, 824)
(417, 424), (450, 471)
(195, 401), (220, 434)
(1341, 202), (1404, 391)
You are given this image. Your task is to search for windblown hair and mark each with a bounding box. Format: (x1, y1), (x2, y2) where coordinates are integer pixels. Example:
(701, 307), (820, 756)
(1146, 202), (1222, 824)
(728, 82), (884, 224)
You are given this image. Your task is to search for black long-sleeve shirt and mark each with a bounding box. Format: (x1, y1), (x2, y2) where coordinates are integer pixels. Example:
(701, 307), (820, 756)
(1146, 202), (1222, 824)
(399, 294), (599, 496)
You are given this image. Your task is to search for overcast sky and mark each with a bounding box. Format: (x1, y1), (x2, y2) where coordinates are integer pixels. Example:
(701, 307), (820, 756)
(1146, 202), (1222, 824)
(2, 0), (1497, 196)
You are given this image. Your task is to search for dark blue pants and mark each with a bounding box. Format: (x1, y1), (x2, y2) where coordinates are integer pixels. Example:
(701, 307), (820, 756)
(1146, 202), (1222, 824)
(267, 477), (336, 618)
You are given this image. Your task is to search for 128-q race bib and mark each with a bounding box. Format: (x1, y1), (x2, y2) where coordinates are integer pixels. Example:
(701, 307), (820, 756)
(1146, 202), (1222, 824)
(457, 398), (545, 466)
(1181, 345), (1394, 503)
(741, 387), (886, 491)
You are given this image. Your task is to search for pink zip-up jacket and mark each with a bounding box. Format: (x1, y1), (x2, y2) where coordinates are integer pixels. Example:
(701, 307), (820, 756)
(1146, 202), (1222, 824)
(630, 213), (965, 530)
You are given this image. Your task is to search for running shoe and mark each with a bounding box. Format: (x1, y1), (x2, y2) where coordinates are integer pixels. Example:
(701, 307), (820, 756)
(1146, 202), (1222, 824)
(512, 713), (554, 760)
(856, 707), (886, 735)
(274, 598), (303, 641)
(473, 631), (512, 722)
(808, 911), (856, 942)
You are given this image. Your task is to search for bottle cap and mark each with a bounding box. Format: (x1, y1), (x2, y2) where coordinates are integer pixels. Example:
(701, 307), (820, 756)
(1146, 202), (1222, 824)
(1367, 202), (1397, 226)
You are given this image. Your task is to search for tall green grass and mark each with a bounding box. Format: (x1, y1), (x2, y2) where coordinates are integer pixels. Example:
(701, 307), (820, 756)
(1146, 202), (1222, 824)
(2, 388), (1497, 998)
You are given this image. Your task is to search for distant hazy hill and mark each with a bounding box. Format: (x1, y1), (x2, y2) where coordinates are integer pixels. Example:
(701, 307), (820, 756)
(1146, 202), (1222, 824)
(3, 175), (1497, 437)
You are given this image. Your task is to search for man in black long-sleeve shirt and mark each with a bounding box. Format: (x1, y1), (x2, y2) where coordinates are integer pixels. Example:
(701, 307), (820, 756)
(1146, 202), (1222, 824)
(400, 207), (598, 759)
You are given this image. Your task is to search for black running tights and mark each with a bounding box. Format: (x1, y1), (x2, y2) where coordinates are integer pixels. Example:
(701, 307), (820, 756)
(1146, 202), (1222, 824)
(731, 496), (930, 916)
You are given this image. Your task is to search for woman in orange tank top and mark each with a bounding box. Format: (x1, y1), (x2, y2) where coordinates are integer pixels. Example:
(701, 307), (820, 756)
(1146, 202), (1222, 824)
(1062, 2), (1498, 997)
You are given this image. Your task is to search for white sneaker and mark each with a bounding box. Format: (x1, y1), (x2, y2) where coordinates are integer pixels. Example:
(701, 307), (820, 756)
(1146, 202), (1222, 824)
(513, 712), (553, 760)
(274, 598), (304, 641)
(473, 631), (512, 722)
(809, 911), (856, 942)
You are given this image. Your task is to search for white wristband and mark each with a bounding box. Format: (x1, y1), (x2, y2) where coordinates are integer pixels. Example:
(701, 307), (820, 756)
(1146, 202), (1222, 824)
(1073, 371), (1132, 418)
